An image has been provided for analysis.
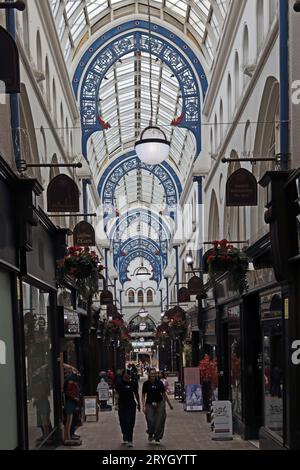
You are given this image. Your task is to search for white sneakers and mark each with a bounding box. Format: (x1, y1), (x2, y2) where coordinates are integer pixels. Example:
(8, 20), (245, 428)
(127, 442), (133, 447)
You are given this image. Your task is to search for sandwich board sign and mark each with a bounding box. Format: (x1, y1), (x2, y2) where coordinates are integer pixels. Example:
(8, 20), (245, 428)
(83, 396), (98, 422)
(211, 400), (233, 440)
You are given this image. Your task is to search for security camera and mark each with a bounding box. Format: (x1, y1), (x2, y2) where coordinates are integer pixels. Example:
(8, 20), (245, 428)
(294, 1), (300, 12)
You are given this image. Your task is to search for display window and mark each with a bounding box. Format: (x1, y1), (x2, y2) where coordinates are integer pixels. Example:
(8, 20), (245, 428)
(263, 321), (283, 438)
(22, 282), (55, 448)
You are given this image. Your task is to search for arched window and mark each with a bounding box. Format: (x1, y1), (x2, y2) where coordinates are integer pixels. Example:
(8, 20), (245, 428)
(128, 290), (135, 303)
(70, 131), (73, 156)
(52, 79), (57, 123)
(257, 0), (264, 53)
(227, 74), (232, 122)
(40, 126), (47, 163)
(243, 25), (249, 86)
(45, 57), (50, 108)
(214, 114), (218, 152)
(23, 1), (30, 54)
(138, 290), (144, 303)
(219, 100), (224, 140)
(234, 52), (240, 104)
(147, 290), (153, 303)
(269, 0), (277, 26)
(65, 117), (69, 153)
(36, 30), (43, 91)
(60, 102), (64, 140)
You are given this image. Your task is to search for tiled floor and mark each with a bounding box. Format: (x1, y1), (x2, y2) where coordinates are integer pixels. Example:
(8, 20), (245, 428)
(57, 379), (258, 451)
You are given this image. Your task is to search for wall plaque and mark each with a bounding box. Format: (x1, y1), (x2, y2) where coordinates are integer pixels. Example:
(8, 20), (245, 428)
(47, 174), (79, 213)
(226, 168), (257, 206)
(73, 221), (95, 246)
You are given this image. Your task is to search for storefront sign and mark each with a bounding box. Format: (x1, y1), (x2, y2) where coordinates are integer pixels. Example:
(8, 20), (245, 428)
(100, 289), (113, 305)
(211, 401), (233, 440)
(83, 396), (98, 422)
(178, 287), (190, 303)
(0, 26), (20, 93)
(73, 221), (95, 247)
(64, 308), (80, 337)
(188, 276), (205, 296)
(47, 174), (79, 212)
(226, 169), (257, 206)
(132, 341), (154, 348)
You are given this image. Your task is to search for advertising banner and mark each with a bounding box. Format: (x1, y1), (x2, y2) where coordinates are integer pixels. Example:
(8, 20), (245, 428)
(184, 367), (203, 411)
(211, 400), (233, 440)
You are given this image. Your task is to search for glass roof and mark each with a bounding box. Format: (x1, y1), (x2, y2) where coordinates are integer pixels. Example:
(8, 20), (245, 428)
(50, 1), (229, 65)
(87, 50), (195, 209)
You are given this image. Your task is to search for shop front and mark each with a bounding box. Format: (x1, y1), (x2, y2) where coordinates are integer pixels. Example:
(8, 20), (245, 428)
(20, 208), (62, 449)
(0, 157), (19, 449)
(259, 287), (285, 448)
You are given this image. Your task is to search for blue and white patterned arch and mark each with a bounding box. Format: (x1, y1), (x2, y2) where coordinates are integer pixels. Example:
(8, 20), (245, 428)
(109, 208), (171, 242)
(119, 249), (162, 286)
(73, 21), (208, 158)
(114, 236), (167, 269)
(98, 151), (182, 213)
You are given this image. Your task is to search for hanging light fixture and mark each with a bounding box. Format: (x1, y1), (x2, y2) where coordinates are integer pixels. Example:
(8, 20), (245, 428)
(134, 0), (170, 165)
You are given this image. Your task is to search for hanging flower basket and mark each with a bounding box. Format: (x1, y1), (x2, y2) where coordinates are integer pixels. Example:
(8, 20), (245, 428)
(105, 319), (124, 340)
(168, 315), (187, 339)
(57, 246), (103, 300)
(155, 326), (169, 347)
(207, 239), (249, 293)
(199, 355), (218, 411)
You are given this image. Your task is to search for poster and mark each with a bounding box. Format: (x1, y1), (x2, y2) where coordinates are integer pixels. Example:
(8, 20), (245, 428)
(184, 367), (203, 411)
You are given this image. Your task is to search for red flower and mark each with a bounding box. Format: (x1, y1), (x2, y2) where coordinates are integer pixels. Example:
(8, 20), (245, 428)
(219, 239), (229, 247)
(207, 255), (215, 262)
(212, 240), (219, 247)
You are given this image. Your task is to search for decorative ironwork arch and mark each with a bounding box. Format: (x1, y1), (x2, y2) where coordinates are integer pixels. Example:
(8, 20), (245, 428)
(119, 248), (162, 286)
(114, 236), (167, 269)
(109, 208), (171, 242)
(98, 151), (182, 213)
(73, 21), (208, 158)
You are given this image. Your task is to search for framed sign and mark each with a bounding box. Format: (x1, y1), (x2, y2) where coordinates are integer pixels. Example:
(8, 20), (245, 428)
(83, 396), (98, 422)
(73, 221), (95, 246)
(226, 168), (257, 206)
(47, 174), (79, 213)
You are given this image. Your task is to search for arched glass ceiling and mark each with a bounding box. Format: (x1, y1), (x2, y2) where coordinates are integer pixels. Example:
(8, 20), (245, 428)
(87, 50), (196, 183)
(50, 1), (229, 65)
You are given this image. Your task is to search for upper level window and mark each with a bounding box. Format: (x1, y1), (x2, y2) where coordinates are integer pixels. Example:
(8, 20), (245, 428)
(147, 290), (153, 303)
(128, 290), (135, 303)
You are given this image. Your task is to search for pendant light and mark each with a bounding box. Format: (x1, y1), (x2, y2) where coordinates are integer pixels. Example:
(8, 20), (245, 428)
(134, 0), (170, 165)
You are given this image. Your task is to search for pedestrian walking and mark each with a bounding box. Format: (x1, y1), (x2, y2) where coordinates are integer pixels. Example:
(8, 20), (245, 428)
(115, 370), (141, 448)
(142, 368), (173, 445)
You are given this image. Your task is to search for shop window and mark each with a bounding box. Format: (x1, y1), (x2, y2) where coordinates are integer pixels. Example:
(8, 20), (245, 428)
(22, 282), (54, 449)
(263, 321), (283, 438)
(128, 290), (135, 303)
(229, 334), (242, 418)
(137, 290), (144, 303)
(146, 289), (153, 303)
